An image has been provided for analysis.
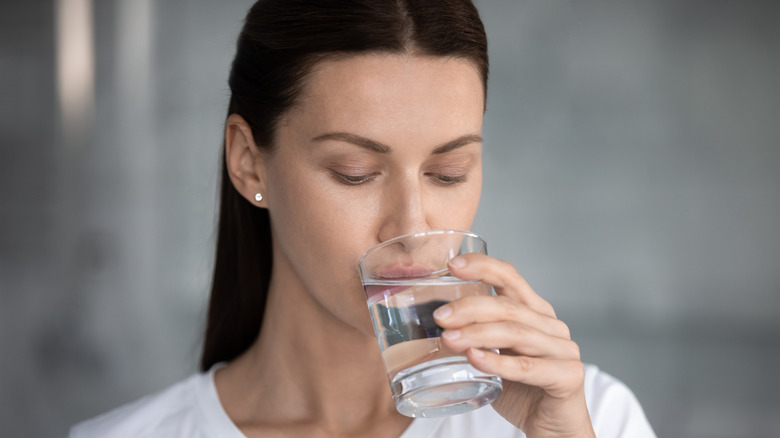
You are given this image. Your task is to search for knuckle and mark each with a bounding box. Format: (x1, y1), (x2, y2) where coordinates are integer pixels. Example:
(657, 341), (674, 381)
(495, 257), (512, 270)
(566, 340), (581, 359)
(515, 355), (535, 373)
(553, 319), (571, 339)
(493, 258), (520, 279)
(538, 299), (556, 318)
(506, 265), (524, 282)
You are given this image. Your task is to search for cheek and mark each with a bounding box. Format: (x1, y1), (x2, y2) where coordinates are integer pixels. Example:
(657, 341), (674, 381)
(266, 167), (327, 269)
(267, 168), (375, 330)
(456, 189), (482, 230)
(266, 163), (371, 279)
(432, 176), (482, 231)
(463, 168), (483, 222)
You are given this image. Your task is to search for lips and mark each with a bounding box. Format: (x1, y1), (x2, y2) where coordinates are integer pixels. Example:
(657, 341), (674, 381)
(374, 265), (434, 280)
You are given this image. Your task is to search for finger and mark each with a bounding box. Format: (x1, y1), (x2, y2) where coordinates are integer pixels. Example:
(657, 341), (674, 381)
(447, 253), (556, 317)
(467, 349), (586, 399)
(440, 321), (580, 360)
(433, 295), (571, 340)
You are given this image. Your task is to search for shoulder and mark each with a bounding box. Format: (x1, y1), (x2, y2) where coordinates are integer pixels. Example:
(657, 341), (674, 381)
(69, 372), (211, 438)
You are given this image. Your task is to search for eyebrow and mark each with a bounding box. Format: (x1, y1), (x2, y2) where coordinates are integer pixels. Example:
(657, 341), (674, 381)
(311, 132), (483, 155)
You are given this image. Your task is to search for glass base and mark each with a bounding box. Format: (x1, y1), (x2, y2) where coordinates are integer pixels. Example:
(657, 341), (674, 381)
(391, 356), (503, 418)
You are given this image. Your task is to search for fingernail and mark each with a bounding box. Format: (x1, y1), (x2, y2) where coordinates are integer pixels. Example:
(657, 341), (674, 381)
(442, 330), (460, 340)
(449, 256), (466, 268)
(433, 305), (452, 320)
(470, 347), (485, 358)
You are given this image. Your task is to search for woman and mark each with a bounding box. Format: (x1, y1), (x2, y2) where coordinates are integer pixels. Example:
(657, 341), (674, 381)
(71, 0), (655, 437)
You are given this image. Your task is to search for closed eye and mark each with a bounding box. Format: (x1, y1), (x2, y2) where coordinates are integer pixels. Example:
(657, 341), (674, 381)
(427, 173), (468, 186)
(331, 171), (379, 185)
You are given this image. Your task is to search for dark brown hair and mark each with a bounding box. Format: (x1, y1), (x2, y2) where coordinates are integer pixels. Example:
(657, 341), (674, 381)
(201, 0), (488, 371)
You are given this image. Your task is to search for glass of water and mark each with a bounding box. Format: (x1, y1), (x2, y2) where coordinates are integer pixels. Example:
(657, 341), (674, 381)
(358, 229), (502, 418)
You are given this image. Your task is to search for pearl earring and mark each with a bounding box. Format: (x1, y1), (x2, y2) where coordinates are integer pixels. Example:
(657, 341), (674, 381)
(255, 193), (263, 202)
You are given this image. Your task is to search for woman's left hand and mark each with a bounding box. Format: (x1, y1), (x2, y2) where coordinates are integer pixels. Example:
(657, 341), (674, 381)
(434, 253), (596, 438)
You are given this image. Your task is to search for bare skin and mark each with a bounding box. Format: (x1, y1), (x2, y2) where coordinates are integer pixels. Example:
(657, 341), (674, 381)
(214, 262), (409, 438)
(219, 53), (595, 438)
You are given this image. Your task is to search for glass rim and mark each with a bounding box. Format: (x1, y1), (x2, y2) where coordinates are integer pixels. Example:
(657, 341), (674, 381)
(357, 229), (485, 268)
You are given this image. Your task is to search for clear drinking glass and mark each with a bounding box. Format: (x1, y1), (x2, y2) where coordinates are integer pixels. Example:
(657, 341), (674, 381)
(358, 229), (503, 418)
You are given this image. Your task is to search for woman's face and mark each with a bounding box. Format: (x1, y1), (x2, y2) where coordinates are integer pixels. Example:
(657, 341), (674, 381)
(263, 53), (485, 334)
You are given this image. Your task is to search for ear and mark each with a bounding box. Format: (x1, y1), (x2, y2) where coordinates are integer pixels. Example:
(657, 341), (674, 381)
(225, 114), (267, 207)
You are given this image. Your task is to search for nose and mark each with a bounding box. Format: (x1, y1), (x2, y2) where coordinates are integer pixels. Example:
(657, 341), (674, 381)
(376, 175), (431, 243)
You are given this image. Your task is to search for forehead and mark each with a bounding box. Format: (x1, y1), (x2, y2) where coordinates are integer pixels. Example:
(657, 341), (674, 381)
(288, 53), (485, 135)
(304, 53), (482, 102)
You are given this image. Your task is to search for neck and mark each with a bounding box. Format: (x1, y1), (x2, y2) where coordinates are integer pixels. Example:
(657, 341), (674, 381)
(215, 260), (408, 435)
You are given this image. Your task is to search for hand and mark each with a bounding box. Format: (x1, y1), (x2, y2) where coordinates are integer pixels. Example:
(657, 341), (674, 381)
(434, 253), (596, 438)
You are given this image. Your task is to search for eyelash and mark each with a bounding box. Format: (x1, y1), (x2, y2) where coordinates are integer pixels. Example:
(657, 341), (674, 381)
(331, 171), (379, 185)
(330, 171), (468, 186)
(427, 173), (468, 186)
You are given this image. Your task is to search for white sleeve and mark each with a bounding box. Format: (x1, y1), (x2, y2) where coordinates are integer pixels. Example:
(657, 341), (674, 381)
(584, 364), (656, 437)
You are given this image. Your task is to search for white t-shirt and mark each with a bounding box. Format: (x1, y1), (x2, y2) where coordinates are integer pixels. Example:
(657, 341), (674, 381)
(69, 364), (655, 437)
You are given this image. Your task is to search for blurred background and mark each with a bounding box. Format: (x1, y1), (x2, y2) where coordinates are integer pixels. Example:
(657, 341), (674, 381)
(1, 0), (778, 436)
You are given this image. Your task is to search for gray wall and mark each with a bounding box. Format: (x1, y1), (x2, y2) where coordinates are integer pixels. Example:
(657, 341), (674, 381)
(1, 1), (778, 437)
